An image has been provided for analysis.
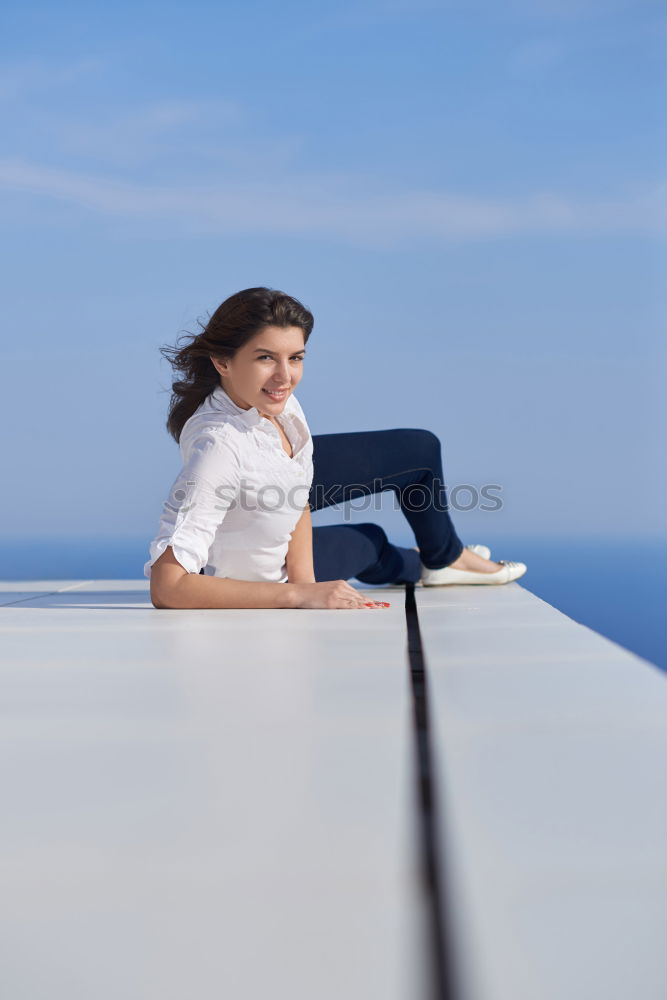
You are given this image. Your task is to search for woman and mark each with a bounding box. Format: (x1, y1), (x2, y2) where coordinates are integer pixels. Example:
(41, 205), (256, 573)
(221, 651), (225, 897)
(145, 287), (526, 610)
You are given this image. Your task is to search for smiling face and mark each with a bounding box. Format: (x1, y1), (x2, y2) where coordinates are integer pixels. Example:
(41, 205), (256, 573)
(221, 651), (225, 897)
(210, 324), (306, 418)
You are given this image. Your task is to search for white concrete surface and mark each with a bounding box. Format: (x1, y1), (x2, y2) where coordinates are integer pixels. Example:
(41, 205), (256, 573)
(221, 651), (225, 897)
(1, 579), (664, 1000)
(417, 584), (667, 1000)
(0, 580), (425, 1000)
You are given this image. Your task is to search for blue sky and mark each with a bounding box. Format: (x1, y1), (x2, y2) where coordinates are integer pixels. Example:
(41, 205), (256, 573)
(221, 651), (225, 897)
(1, 0), (665, 548)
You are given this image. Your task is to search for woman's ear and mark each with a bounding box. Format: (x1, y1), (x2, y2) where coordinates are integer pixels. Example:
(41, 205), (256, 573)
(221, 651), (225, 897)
(210, 356), (229, 377)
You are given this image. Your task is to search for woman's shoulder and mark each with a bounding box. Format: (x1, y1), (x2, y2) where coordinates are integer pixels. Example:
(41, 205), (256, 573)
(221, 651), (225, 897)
(179, 414), (241, 462)
(182, 389), (247, 436)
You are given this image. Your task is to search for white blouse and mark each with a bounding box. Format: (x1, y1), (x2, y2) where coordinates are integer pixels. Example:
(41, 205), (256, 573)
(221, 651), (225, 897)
(144, 384), (314, 583)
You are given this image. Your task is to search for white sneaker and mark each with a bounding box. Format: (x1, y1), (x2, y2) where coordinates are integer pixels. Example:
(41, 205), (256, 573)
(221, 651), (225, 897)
(421, 560), (527, 587)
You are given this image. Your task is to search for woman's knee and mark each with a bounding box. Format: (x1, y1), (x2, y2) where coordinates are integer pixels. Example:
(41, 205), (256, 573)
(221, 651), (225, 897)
(353, 522), (406, 585)
(390, 428), (441, 464)
(394, 428), (440, 449)
(355, 522), (390, 552)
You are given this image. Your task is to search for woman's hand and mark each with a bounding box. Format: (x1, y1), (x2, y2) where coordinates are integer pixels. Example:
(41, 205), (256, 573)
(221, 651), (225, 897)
(292, 580), (390, 610)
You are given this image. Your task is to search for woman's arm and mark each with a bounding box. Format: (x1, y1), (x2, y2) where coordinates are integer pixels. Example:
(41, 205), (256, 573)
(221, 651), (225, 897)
(150, 547), (299, 609)
(285, 503), (316, 584)
(150, 545), (369, 610)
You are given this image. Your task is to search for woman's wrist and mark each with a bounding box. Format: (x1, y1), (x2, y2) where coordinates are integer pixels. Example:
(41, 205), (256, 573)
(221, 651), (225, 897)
(284, 582), (308, 608)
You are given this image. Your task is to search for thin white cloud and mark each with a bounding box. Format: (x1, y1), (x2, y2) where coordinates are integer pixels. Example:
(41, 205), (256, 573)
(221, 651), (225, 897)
(0, 157), (664, 245)
(0, 56), (105, 101)
(51, 98), (245, 167)
(9, 94), (303, 176)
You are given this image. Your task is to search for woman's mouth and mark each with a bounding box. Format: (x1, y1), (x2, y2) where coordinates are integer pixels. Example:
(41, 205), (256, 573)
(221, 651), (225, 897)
(262, 387), (289, 401)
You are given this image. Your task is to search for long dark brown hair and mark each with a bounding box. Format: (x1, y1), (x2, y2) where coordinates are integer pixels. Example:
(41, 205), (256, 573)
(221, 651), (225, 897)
(160, 287), (315, 443)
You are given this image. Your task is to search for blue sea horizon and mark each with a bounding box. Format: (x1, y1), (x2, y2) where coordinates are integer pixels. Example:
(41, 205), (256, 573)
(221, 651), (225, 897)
(1, 534), (665, 675)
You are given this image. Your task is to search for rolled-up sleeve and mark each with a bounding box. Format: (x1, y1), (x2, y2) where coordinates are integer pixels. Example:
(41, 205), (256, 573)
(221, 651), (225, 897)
(144, 430), (241, 578)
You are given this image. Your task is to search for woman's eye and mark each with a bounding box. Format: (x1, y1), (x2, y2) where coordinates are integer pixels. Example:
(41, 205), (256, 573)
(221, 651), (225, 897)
(257, 355), (304, 361)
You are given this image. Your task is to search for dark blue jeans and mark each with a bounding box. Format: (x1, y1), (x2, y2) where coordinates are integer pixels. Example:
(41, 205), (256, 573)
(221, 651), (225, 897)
(310, 429), (464, 585)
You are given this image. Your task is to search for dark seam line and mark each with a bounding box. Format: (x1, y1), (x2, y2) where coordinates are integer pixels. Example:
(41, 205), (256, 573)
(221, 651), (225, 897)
(0, 596), (54, 607)
(405, 582), (459, 1000)
(0, 589), (77, 608)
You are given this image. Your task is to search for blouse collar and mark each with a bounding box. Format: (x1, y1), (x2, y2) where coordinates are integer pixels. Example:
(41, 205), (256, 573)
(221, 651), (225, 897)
(210, 383), (299, 429)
